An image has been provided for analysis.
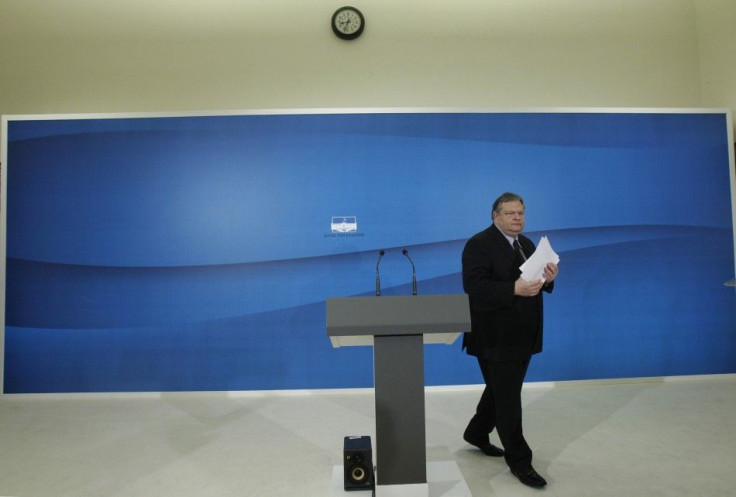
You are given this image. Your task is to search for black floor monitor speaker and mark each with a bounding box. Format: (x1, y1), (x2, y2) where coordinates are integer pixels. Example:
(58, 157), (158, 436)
(343, 435), (374, 491)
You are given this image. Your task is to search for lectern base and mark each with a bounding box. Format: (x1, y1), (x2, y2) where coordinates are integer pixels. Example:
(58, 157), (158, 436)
(330, 461), (471, 497)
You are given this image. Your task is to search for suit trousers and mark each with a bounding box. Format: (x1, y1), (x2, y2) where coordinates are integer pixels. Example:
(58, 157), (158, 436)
(466, 356), (533, 471)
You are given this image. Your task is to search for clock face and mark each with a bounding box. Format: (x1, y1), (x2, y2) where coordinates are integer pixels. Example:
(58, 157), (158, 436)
(332, 7), (364, 40)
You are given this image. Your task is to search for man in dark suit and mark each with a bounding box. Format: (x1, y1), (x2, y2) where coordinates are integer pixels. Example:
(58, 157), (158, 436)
(461, 192), (559, 489)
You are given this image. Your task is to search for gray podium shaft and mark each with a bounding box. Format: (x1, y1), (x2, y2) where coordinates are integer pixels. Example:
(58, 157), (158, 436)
(373, 333), (427, 486)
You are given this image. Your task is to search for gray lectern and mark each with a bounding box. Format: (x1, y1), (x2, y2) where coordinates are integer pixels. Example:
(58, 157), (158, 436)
(326, 294), (470, 496)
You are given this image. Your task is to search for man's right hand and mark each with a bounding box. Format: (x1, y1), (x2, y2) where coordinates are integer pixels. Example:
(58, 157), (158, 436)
(514, 277), (544, 297)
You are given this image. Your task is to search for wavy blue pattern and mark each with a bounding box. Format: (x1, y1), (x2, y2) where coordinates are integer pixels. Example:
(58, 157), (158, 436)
(4, 111), (735, 393)
(5, 225), (735, 393)
(6, 113), (731, 267)
(4, 225), (729, 329)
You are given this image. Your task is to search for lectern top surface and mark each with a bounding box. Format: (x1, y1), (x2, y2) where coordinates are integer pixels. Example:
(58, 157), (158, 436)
(325, 294), (470, 338)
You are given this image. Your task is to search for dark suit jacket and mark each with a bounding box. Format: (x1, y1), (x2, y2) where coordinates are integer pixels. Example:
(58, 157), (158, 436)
(461, 224), (553, 361)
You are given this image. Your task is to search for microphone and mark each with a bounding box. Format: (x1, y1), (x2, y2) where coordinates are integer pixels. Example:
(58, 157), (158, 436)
(375, 250), (385, 296)
(402, 248), (418, 296)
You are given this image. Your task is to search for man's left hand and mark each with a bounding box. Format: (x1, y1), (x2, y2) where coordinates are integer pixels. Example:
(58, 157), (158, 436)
(543, 262), (559, 284)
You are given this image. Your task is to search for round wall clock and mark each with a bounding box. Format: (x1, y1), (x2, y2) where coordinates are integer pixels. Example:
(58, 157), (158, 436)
(331, 6), (365, 40)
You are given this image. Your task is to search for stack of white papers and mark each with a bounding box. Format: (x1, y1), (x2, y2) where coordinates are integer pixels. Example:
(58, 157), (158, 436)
(520, 236), (560, 282)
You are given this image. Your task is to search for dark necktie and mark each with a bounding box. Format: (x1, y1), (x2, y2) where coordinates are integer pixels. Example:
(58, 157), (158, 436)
(513, 239), (527, 265)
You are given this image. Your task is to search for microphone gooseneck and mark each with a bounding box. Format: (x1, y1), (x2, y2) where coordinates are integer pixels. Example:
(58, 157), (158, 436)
(375, 250), (385, 296)
(402, 249), (418, 296)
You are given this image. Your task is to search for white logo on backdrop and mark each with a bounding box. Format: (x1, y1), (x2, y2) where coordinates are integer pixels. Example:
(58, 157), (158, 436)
(330, 216), (358, 233)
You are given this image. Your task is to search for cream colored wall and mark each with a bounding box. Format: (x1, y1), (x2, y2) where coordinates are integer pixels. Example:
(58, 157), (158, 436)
(0, 0), (733, 126)
(694, 0), (736, 113)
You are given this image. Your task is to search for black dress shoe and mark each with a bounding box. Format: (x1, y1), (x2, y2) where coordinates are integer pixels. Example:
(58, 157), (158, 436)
(511, 466), (547, 488)
(463, 433), (504, 457)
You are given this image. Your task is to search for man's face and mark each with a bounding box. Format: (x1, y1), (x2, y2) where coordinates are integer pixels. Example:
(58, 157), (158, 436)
(492, 200), (525, 237)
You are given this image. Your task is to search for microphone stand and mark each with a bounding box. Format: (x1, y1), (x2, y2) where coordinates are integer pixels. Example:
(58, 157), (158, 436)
(402, 249), (417, 296)
(375, 250), (385, 296)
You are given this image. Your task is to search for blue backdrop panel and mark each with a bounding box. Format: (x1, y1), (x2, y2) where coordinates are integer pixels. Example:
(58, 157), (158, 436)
(3, 111), (735, 393)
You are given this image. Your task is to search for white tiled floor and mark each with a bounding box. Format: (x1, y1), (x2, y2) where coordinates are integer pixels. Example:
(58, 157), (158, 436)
(1, 375), (735, 497)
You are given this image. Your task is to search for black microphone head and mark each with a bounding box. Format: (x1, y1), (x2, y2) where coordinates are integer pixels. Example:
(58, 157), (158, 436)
(379, 249), (385, 256)
(402, 249), (408, 255)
